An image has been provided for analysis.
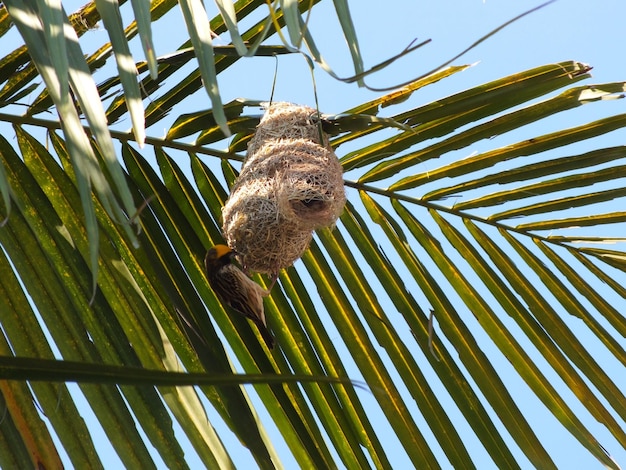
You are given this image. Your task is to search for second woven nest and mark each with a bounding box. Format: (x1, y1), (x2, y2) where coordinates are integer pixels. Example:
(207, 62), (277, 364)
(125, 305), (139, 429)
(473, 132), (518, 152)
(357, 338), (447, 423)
(222, 102), (346, 277)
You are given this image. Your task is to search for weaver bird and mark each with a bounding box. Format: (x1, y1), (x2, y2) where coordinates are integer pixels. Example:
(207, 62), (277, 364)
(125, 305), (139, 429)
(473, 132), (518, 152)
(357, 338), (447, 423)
(205, 244), (275, 349)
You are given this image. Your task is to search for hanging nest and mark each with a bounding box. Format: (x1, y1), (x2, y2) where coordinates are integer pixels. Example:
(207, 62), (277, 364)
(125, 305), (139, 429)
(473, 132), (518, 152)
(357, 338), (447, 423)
(222, 102), (346, 276)
(245, 101), (330, 153)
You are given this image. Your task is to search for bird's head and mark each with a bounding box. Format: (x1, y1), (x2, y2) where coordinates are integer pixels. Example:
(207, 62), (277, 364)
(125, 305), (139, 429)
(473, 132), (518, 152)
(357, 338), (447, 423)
(205, 244), (235, 269)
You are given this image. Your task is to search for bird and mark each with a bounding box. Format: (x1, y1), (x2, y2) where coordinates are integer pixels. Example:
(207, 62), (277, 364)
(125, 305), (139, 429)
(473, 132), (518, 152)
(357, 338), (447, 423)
(204, 244), (275, 349)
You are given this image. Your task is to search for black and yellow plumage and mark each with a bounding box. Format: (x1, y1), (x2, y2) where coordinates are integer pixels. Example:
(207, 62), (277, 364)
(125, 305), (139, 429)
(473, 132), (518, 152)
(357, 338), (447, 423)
(205, 244), (275, 349)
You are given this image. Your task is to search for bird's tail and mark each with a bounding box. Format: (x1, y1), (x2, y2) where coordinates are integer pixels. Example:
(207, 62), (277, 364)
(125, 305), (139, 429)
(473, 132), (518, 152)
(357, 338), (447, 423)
(252, 317), (275, 349)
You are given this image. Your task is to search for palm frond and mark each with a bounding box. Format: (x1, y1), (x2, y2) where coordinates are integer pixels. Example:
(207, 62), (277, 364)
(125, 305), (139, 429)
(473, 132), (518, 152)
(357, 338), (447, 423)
(0, 0), (624, 468)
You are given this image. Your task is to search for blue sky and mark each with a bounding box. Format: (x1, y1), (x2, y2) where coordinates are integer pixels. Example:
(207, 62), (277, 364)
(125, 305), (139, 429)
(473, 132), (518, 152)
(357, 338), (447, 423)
(206, 2), (626, 468)
(219, 2), (626, 468)
(212, 1), (626, 113)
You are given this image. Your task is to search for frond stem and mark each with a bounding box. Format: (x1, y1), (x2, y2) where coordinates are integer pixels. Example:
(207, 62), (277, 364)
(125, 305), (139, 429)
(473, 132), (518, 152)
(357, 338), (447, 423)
(0, 112), (243, 161)
(346, 179), (578, 252)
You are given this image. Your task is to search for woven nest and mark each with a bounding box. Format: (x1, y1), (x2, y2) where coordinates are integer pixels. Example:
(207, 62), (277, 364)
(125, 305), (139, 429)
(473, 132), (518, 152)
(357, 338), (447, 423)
(222, 102), (345, 276)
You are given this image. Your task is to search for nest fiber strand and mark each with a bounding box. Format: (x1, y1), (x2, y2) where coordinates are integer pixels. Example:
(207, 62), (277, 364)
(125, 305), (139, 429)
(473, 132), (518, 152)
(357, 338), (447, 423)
(222, 102), (345, 275)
